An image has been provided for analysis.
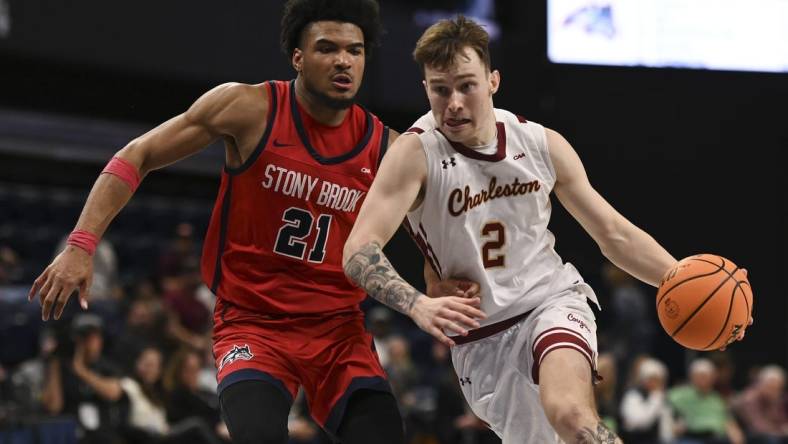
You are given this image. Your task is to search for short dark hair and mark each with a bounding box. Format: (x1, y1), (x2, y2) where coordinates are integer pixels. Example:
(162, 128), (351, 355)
(71, 313), (103, 338)
(280, 0), (383, 58)
(413, 15), (491, 72)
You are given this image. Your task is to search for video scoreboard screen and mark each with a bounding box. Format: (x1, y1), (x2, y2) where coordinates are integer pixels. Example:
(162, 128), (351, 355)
(548, 0), (788, 73)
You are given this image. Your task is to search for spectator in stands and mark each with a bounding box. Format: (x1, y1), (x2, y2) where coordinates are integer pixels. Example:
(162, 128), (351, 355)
(732, 365), (788, 443)
(669, 358), (745, 444)
(595, 352), (619, 434)
(367, 306), (395, 368)
(158, 222), (200, 278)
(120, 346), (221, 444)
(162, 348), (229, 442)
(602, 261), (656, 378)
(434, 370), (499, 444)
(422, 338), (453, 389)
(6, 327), (58, 416)
(112, 291), (170, 372)
(112, 292), (170, 372)
(709, 351), (738, 401)
(41, 313), (125, 444)
(620, 357), (673, 443)
(162, 266), (211, 351)
(384, 335), (421, 411)
(121, 346), (168, 439)
(0, 244), (24, 284)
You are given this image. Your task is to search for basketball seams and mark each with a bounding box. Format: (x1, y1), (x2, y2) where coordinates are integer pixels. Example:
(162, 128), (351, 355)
(687, 256), (724, 268)
(670, 266), (739, 337)
(657, 269), (722, 306)
(702, 280), (741, 350)
(657, 256), (725, 306)
(689, 257), (745, 283)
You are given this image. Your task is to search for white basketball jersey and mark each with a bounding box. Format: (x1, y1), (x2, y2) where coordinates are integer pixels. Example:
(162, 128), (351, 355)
(405, 109), (599, 327)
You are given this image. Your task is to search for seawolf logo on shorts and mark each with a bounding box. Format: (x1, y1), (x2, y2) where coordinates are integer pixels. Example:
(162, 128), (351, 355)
(219, 344), (254, 370)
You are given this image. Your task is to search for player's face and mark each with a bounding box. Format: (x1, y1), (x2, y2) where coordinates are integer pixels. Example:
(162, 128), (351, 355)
(293, 21), (365, 110)
(423, 47), (500, 145)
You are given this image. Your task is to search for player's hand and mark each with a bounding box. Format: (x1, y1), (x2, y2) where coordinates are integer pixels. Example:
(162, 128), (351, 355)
(410, 294), (486, 347)
(426, 277), (480, 299)
(28, 245), (93, 321)
(719, 315), (753, 351)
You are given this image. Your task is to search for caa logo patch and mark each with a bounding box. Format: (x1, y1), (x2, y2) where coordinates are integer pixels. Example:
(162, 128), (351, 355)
(219, 344), (254, 371)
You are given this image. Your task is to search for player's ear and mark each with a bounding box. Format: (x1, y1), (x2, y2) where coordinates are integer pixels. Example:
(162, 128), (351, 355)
(422, 79), (428, 93)
(292, 48), (304, 73)
(489, 69), (500, 95)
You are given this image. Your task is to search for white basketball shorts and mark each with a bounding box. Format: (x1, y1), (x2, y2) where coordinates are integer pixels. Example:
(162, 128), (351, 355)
(450, 285), (598, 443)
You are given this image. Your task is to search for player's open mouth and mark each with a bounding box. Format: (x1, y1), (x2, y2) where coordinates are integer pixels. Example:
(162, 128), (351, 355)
(332, 74), (353, 91)
(445, 118), (471, 128)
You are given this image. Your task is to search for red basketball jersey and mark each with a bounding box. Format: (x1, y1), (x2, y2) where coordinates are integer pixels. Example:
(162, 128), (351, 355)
(201, 80), (388, 314)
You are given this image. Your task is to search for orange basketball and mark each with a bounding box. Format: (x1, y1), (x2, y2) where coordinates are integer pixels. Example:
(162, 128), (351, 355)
(656, 254), (753, 351)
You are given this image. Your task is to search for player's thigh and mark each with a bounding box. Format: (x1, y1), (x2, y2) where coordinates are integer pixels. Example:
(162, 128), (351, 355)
(525, 289), (599, 423)
(300, 315), (390, 432)
(337, 389), (404, 444)
(538, 347), (596, 422)
(219, 379), (292, 444)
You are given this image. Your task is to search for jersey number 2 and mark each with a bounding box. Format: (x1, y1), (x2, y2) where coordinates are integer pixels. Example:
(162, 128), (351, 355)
(274, 207), (332, 263)
(481, 221), (506, 268)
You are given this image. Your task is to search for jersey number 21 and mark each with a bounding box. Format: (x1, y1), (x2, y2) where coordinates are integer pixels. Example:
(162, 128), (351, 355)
(273, 207), (332, 263)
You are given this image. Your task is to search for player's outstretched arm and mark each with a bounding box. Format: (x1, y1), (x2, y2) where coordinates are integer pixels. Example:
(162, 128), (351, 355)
(29, 83), (266, 320)
(344, 134), (486, 347)
(546, 128), (678, 287)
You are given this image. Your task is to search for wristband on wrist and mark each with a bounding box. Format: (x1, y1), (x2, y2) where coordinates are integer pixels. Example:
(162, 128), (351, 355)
(67, 229), (99, 256)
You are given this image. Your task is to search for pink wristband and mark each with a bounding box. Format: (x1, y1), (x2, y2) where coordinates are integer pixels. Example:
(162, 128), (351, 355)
(102, 156), (141, 192)
(67, 230), (99, 256)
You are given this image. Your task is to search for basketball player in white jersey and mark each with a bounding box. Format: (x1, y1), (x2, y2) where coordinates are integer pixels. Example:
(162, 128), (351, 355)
(344, 15), (751, 444)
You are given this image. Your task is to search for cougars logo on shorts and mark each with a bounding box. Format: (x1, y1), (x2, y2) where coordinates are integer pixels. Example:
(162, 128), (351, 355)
(219, 344), (254, 371)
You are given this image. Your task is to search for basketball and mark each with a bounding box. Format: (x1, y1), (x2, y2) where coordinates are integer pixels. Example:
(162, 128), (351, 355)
(656, 254), (753, 351)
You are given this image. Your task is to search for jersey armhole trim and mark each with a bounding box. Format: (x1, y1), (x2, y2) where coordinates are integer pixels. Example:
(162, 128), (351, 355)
(408, 134), (429, 214)
(377, 126), (389, 168)
(210, 178), (233, 292)
(225, 80), (278, 175)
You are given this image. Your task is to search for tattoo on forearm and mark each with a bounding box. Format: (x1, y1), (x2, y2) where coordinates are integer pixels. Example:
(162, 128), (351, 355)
(345, 242), (421, 315)
(575, 422), (618, 444)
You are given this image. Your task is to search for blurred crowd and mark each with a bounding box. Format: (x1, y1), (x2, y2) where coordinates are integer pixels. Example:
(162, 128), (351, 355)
(1, 216), (786, 444)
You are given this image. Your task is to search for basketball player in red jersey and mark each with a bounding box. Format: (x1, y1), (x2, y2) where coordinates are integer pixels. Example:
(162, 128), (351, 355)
(27, 1), (484, 442)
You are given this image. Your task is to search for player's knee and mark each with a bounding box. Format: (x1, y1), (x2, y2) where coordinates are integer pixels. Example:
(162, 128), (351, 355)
(543, 399), (587, 436)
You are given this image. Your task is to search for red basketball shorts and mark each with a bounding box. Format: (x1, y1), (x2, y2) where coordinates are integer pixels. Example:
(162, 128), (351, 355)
(212, 299), (391, 434)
